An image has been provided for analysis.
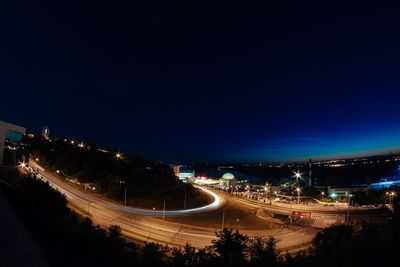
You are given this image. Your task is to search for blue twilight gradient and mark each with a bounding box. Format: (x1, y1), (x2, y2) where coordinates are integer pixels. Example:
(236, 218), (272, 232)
(239, 130), (400, 162)
(2, 3), (400, 162)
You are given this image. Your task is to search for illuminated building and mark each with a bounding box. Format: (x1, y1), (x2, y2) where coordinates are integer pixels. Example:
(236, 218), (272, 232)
(0, 120), (27, 166)
(220, 172), (237, 188)
(172, 165), (196, 181)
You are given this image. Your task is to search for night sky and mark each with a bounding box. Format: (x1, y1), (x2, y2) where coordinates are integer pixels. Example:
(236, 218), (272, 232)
(2, 2), (400, 163)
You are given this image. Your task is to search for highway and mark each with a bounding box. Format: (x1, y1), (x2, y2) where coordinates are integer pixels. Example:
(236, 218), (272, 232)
(222, 191), (390, 223)
(31, 161), (222, 216)
(27, 161), (326, 251)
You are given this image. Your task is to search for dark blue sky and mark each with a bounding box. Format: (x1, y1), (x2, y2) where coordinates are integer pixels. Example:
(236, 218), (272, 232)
(2, 2), (400, 163)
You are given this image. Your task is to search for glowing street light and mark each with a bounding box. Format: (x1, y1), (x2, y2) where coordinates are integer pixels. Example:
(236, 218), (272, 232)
(19, 161), (27, 168)
(115, 152), (123, 160)
(321, 191), (325, 198)
(293, 170), (302, 184)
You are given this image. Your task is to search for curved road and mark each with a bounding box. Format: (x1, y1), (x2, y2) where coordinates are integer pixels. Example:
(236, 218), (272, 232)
(30, 161), (222, 216)
(28, 161), (321, 251)
(221, 191), (390, 224)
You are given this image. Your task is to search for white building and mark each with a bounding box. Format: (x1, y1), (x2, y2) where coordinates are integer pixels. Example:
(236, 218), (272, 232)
(0, 120), (26, 166)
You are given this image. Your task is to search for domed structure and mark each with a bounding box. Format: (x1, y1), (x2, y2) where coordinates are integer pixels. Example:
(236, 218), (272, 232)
(222, 173), (235, 180)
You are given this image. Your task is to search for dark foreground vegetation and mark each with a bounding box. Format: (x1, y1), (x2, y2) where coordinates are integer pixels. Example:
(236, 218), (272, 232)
(27, 136), (206, 208)
(1, 169), (400, 267)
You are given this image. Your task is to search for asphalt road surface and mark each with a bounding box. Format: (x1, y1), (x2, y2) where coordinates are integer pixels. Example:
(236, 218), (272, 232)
(27, 161), (326, 251)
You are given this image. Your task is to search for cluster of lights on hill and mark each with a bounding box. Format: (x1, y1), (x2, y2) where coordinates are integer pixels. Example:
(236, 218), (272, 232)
(27, 134), (126, 161)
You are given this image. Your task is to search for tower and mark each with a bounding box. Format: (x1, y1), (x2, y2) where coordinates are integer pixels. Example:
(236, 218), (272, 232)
(308, 158), (313, 186)
(42, 126), (50, 139)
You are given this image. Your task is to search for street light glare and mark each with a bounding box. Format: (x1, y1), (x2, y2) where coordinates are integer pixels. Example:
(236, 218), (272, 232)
(19, 162), (27, 168)
(293, 170), (302, 182)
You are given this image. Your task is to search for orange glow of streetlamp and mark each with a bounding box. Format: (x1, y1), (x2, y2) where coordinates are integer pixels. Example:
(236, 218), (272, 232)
(115, 152), (123, 160)
(19, 161), (27, 168)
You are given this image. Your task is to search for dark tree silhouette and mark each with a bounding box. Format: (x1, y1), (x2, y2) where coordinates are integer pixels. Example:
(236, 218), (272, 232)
(249, 236), (280, 267)
(210, 228), (249, 266)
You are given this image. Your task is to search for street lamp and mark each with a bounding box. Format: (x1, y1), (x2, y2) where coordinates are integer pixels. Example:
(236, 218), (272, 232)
(119, 180), (127, 205)
(19, 161), (27, 168)
(293, 170), (302, 184)
(346, 193), (352, 225)
(321, 191), (325, 198)
(389, 191), (396, 206)
(296, 187), (301, 204)
(115, 152), (123, 160)
(296, 187), (302, 203)
(264, 183), (270, 203)
(163, 200), (166, 220)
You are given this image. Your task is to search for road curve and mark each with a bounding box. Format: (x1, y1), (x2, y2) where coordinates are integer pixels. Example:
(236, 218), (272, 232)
(30, 161), (223, 216)
(27, 160), (319, 251)
(222, 191), (390, 222)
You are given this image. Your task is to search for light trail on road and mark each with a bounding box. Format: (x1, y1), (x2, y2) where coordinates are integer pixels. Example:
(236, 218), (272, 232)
(31, 160), (223, 216)
(27, 160), (321, 251)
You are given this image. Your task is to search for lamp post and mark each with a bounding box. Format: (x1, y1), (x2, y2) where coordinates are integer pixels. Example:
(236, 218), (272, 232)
(122, 181), (127, 205)
(296, 187), (301, 204)
(221, 208), (225, 229)
(346, 194), (352, 225)
(389, 191), (395, 206)
(386, 192), (389, 205)
(184, 189), (187, 209)
(162, 200), (166, 220)
(321, 191), (325, 199)
(264, 183), (271, 204)
(115, 179), (127, 205)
